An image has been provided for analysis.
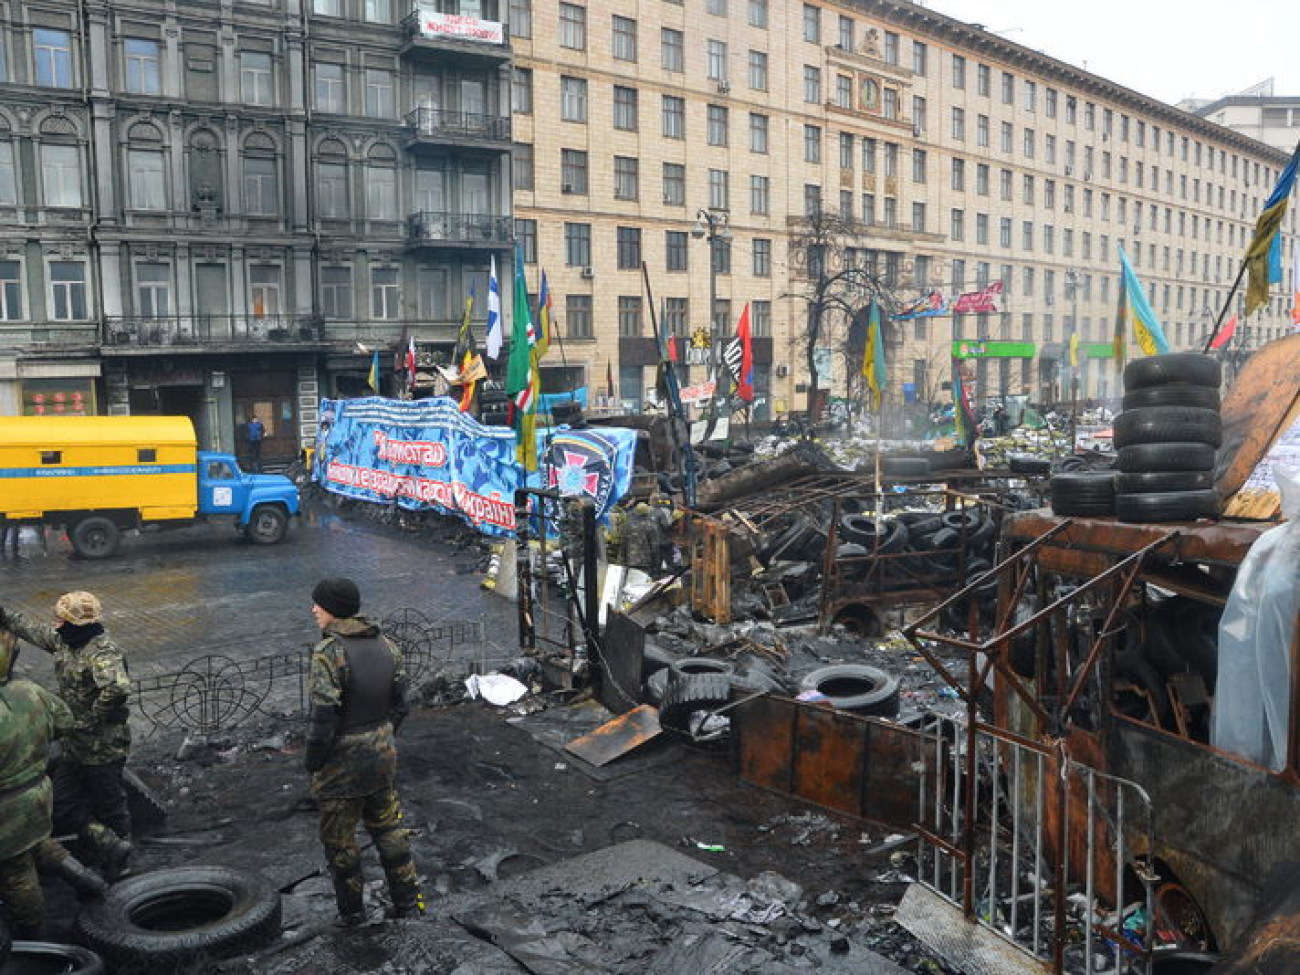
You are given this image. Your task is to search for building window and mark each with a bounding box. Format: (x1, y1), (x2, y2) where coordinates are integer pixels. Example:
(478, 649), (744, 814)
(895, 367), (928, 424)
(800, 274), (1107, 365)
(511, 67), (533, 114)
(977, 63), (991, 96)
(1000, 121), (1013, 153)
(804, 183), (821, 217)
(951, 106), (965, 140)
(662, 96), (685, 138)
(240, 52), (273, 106)
(516, 218), (538, 263)
(748, 50), (768, 91)
(753, 238), (771, 277)
(128, 149), (166, 210)
(559, 3), (587, 50)
(509, 0), (532, 38)
(564, 222), (591, 266)
(950, 208), (964, 241)
(977, 115), (989, 147)
(566, 295), (593, 338)
(320, 267), (352, 318)
(371, 267), (399, 319)
(749, 113), (768, 153)
(560, 149), (588, 194)
(803, 4), (820, 43)
(136, 263), (171, 318)
(50, 261), (86, 320)
(315, 63), (345, 112)
(124, 39), (161, 95)
(707, 105), (729, 146)
(662, 163), (685, 205)
(250, 264), (281, 318)
(661, 28), (683, 71)
(616, 226), (641, 269)
(317, 161), (348, 218)
(708, 169), (728, 210)
(749, 0), (768, 29)
(364, 0), (393, 22)
(883, 31), (898, 64)
(0, 142), (15, 205)
(1001, 71), (1014, 104)
(835, 74), (853, 108)
(618, 295), (643, 336)
(665, 231), (688, 271)
(613, 86), (638, 130)
(242, 155), (278, 216)
(707, 40), (728, 81)
(612, 15), (637, 61)
(912, 148), (927, 183)
(804, 125), (820, 163)
(314, 0), (342, 15)
(951, 54), (965, 89)
(803, 66), (820, 103)
(750, 174), (769, 214)
(912, 201), (926, 232)
(0, 261), (21, 320)
(613, 156), (639, 200)
(912, 40), (927, 76)
(41, 144), (81, 208)
(951, 158), (965, 191)
(561, 76), (587, 122)
(364, 69), (394, 118)
(366, 163), (397, 220)
(34, 29), (73, 88)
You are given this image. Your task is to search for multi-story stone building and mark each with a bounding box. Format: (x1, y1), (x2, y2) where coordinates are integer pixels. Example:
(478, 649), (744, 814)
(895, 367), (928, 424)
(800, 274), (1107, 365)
(0, 0), (1291, 453)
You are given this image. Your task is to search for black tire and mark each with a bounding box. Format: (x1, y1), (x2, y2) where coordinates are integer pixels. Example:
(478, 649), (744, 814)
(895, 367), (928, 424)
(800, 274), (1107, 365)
(1122, 384), (1221, 410)
(1116, 471), (1214, 494)
(668, 657), (735, 680)
(798, 664), (900, 717)
(1123, 353), (1221, 391)
(895, 512), (943, 536)
(1114, 407), (1222, 449)
(71, 516), (122, 559)
(644, 667), (671, 706)
(940, 509), (983, 533)
(658, 672), (732, 734)
(7, 941), (103, 974)
(75, 866), (281, 971)
(1050, 472), (1117, 516)
(245, 504), (288, 545)
(839, 516), (908, 553)
(1008, 454), (1052, 475)
(1115, 490), (1220, 524)
(882, 456), (930, 477)
(1117, 442), (1217, 474)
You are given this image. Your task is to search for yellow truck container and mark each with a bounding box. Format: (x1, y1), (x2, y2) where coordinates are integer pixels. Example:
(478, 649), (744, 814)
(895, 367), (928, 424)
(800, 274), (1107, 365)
(0, 415), (300, 558)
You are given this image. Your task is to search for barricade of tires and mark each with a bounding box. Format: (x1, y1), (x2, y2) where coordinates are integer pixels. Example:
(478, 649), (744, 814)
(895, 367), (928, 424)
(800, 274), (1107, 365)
(1114, 353), (1222, 523)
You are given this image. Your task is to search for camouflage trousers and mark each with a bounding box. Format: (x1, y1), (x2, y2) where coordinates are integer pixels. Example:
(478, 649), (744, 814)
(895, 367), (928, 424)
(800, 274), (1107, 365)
(0, 836), (72, 936)
(317, 786), (420, 917)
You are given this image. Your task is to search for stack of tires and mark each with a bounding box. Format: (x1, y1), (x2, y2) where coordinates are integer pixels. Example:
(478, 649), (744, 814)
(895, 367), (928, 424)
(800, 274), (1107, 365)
(1113, 353), (1222, 523)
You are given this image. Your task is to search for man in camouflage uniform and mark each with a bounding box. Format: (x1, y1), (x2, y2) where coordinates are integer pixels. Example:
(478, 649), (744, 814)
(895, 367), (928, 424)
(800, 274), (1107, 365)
(0, 630), (110, 938)
(0, 591), (133, 879)
(305, 577), (422, 926)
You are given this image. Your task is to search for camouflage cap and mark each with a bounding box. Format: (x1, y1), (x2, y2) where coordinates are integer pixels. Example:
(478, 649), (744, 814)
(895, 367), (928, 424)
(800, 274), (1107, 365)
(55, 590), (102, 625)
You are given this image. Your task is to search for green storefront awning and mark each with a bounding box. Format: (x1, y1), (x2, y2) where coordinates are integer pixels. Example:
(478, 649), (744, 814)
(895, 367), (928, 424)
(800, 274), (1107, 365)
(951, 340), (1037, 359)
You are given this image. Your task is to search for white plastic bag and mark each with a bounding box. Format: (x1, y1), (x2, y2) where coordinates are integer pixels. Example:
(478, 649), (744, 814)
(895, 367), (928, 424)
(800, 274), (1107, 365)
(1211, 464), (1300, 770)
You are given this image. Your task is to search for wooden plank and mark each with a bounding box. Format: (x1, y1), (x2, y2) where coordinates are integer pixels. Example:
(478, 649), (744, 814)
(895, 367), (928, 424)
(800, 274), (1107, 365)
(1216, 333), (1300, 502)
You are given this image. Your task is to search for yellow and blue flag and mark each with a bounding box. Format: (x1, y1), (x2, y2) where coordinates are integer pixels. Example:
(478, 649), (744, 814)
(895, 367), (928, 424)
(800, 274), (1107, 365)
(860, 299), (887, 410)
(1112, 272), (1129, 370)
(367, 350), (380, 392)
(1245, 144), (1300, 317)
(534, 270), (553, 360)
(1118, 244), (1170, 356)
(1068, 331), (1080, 369)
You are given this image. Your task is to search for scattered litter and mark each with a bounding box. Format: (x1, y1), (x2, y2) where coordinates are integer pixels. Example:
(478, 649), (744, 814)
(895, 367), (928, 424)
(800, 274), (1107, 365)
(464, 672), (530, 705)
(694, 841), (726, 853)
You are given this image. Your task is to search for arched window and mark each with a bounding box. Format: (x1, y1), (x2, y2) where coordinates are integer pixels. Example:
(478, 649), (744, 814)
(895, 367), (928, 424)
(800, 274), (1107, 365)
(126, 121), (167, 211)
(39, 115), (82, 208)
(316, 138), (349, 220)
(242, 132), (278, 216)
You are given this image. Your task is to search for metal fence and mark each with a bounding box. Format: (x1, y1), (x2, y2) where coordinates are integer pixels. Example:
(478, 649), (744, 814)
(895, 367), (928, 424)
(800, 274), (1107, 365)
(130, 612), (485, 736)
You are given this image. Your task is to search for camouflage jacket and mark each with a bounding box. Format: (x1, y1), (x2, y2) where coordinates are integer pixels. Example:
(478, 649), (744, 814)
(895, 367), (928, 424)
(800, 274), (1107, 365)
(0, 679), (75, 859)
(307, 616), (407, 800)
(4, 611), (132, 765)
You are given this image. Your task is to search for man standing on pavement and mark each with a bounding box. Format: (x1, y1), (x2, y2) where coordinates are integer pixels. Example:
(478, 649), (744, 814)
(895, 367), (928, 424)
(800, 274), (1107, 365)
(0, 630), (111, 939)
(246, 414), (265, 473)
(305, 577), (423, 926)
(0, 591), (133, 881)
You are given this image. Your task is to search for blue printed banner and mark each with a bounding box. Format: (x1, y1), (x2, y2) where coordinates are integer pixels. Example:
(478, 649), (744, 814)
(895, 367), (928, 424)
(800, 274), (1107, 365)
(315, 397), (639, 537)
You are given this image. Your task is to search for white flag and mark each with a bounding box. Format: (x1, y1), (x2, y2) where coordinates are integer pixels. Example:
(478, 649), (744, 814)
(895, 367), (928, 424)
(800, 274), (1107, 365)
(485, 256), (503, 359)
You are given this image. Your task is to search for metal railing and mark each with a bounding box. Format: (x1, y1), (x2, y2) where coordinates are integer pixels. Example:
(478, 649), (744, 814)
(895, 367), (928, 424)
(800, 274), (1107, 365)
(407, 210), (513, 246)
(104, 314), (324, 347)
(406, 106), (510, 142)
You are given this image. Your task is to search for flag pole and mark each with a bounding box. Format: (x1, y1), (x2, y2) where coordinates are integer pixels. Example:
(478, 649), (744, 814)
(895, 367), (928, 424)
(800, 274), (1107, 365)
(642, 262), (698, 507)
(1201, 260), (1249, 354)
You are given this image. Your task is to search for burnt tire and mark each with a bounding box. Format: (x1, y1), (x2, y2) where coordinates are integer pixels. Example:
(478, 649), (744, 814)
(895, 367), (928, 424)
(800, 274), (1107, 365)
(644, 667), (671, 706)
(658, 672), (732, 734)
(799, 664), (900, 717)
(6, 941), (103, 974)
(1116, 471), (1214, 494)
(71, 516), (122, 560)
(839, 516), (908, 553)
(668, 657), (735, 681)
(1122, 353), (1221, 391)
(1114, 490), (1220, 524)
(1050, 471), (1117, 517)
(75, 865), (281, 971)
(1114, 407), (1222, 449)
(1117, 442), (1217, 474)
(882, 456), (930, 477)
(1008, 454), (1052, 475)
(1122, 384), (1221, 410)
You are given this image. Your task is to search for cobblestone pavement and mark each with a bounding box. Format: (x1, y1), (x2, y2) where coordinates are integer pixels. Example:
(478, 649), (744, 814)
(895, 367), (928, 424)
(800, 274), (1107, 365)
(0, 503), (517, 689)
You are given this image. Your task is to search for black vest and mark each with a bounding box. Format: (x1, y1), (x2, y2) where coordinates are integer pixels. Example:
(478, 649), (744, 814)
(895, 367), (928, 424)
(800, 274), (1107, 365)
(339, 634), (396, 733)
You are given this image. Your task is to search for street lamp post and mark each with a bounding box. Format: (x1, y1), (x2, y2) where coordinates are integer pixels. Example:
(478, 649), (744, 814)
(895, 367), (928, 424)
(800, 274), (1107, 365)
(692, 208), (730, 430)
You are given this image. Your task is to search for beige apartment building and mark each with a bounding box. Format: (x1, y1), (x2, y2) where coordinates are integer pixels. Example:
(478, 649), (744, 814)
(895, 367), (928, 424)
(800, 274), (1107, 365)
(511, 0), (1295, 422)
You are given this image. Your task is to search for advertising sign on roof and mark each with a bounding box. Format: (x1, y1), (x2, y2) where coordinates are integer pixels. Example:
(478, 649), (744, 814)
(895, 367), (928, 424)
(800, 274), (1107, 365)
(415, 8), (504, 44)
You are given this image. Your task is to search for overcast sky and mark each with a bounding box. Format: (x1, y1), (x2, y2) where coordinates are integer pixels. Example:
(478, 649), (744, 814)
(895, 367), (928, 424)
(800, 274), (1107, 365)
(924, 0), (1299, 106)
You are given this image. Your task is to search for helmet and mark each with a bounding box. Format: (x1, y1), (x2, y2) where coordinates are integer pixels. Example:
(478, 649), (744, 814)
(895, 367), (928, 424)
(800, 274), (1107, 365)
(55, 591), (102, 625)
(0, 629), (18, 683)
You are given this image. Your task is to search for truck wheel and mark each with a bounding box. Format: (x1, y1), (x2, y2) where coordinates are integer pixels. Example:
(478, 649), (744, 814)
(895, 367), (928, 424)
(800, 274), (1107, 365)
(245, 505), (287, 545)
(71, 517), (121, 559)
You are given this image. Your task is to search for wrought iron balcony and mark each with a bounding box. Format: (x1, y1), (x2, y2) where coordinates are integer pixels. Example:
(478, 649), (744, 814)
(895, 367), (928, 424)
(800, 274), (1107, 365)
(407, 210), (512, 247)
(406, 107), (510, 145)
(103, 314), (326, 348)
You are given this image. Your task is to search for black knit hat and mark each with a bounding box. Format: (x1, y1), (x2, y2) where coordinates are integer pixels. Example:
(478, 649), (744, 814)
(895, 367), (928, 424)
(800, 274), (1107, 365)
(312, 577), (361, 618)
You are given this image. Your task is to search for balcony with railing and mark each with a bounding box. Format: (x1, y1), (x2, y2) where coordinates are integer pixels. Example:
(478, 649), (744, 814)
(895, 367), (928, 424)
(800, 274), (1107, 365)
(400, 7), (510, 64)
(407, 210), (512, 249)
(103, 315), (327, 350)
(405, 107), (511, 149)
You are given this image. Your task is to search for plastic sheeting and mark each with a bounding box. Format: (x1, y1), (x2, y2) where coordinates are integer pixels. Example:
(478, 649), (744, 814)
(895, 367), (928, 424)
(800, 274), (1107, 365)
(1212, 464), (1300, 770)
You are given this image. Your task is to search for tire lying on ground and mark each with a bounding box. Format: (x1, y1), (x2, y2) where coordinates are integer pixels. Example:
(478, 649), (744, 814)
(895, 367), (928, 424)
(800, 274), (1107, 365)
(1121, 384), (1220, 410)
(1113, 407), (1222, 449)
(1114, 490), (1220, 524)
(75, 865), (282, 972)
(1117, 442), (1217, 474)
(658, 672), (733, 734)
(798, 664), (900, 717)
(1049, 471), (1117, 517)
(6, 941), (103, 974)
(1122, 352), (1222, 391)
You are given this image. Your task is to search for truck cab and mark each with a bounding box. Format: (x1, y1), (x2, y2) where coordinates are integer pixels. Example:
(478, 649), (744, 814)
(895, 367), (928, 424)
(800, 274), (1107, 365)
(197, 451), (300, 545)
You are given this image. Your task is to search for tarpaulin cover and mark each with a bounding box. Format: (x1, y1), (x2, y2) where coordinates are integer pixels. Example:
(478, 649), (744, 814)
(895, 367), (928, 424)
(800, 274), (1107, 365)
(314, 397), (637, 537)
